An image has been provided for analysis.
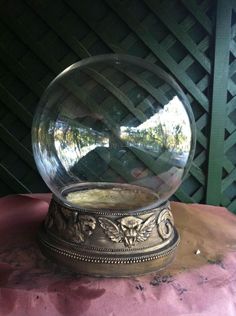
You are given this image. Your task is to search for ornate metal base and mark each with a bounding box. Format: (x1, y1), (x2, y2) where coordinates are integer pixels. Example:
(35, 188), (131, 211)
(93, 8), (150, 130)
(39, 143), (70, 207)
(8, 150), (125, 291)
(38, 193), (180, 277)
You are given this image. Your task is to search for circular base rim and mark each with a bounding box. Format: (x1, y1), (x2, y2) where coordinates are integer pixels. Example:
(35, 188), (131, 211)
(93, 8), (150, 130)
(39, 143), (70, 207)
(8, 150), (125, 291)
(38, 227), (180, 277)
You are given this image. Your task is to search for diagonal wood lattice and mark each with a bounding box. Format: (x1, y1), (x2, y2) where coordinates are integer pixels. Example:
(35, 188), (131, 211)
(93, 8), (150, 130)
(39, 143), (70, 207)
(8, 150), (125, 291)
(0, 0), (235, 212)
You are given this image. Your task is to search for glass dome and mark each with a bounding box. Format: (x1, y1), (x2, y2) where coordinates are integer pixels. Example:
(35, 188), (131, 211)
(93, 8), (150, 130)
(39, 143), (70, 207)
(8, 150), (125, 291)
(32, 54), (196, 211)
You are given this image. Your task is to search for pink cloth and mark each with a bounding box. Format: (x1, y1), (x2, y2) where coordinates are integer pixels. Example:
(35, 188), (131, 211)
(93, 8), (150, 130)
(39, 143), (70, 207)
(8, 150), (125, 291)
(0, 194), (236, 316)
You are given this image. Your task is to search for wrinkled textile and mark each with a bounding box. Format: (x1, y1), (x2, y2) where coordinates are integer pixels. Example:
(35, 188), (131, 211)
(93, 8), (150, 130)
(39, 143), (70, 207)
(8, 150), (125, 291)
(0, 194), (236, 316)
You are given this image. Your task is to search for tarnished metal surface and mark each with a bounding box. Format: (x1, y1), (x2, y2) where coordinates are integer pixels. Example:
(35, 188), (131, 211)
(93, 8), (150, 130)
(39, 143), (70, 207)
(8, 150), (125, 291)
(38, 193), (179, 277)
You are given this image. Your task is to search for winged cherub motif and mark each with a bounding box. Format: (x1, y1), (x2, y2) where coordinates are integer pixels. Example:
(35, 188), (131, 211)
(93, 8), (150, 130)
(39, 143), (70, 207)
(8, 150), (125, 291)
(99, 214), (156, 248)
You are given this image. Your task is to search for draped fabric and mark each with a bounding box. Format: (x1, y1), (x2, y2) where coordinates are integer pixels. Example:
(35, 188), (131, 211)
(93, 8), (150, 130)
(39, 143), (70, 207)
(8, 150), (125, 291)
(0, 194), (236, 316)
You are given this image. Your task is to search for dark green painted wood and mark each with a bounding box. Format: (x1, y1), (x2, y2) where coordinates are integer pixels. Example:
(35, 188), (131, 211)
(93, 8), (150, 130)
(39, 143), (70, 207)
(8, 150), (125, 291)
(222, 169), (236, 192)
(144, 0), (211, 73)
(228, 199), (236, 213)
(24, 0), (91, 59)
(0, 163), (31, 193)
(206, 0), (231, 205)
(181, 0), (213, 35)
(0, 84), (33, 127)
(105, 0), (209, 112)
(0, 124), (35, 169)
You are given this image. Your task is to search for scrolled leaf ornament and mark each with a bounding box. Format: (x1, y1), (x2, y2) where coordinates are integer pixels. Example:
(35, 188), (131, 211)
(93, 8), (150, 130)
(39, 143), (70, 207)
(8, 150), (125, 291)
(157, 209), (174, 240)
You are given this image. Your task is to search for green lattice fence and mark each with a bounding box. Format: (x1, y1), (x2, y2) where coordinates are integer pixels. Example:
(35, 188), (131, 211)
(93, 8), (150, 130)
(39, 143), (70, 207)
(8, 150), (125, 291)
(0, 0), (235, 212)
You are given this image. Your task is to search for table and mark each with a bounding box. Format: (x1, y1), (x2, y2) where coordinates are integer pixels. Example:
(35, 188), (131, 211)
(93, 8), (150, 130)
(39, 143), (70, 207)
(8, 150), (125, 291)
(0, 194), (236, 316)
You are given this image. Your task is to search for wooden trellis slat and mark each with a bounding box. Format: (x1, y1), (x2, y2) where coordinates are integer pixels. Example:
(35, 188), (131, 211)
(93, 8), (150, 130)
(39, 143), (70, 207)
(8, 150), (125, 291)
(0, 47), (43, 98)
(0, 162), (31, 193)
(69, 0), (209, 116)
(0, 84), (33, 127)
(83, 68), (147, 122)
(68, 0), (210, 194)
(206, 0), (232, 205)
(224, 130), (236, 152)
(7, 17), (68, 74)
(222, 169), (236, 191)
(144, 0), (211, 73)
(181, 0), (213, 35)
(24, 0), (91, 59)
(104, 0), (209, 111)
(228, 199), (236, 211)
(0, 124), (35, 169)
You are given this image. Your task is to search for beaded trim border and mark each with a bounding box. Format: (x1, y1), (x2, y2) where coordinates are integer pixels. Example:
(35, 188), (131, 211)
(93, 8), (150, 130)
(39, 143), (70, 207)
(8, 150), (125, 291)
(38, 233), (180, 265)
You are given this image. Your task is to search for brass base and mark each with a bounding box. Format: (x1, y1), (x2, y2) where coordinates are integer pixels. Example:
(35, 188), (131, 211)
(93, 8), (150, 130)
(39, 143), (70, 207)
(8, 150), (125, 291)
(38, 194), (180, 277)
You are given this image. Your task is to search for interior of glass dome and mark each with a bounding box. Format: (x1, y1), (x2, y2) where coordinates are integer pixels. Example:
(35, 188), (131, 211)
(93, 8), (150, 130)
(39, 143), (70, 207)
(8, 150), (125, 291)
(32, 56), (195, 209)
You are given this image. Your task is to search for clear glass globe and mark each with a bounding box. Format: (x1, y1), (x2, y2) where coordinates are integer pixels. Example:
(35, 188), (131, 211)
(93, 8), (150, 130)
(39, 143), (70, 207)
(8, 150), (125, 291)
(32, 54), (196, 211)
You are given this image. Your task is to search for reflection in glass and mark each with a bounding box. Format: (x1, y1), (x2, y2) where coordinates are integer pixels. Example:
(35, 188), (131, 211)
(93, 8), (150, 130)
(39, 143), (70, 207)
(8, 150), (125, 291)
(32, 54), (196, 210)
